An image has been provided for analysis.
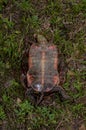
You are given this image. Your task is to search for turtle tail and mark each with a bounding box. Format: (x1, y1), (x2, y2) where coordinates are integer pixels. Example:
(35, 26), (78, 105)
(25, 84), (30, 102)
(37, 92), (44, 105)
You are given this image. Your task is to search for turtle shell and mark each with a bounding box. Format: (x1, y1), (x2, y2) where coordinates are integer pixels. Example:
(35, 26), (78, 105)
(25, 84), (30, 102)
(27, 42), (60, 92)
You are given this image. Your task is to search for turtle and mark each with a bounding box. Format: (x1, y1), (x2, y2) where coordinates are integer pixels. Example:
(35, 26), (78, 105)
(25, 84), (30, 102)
(21, 34), (70, 105)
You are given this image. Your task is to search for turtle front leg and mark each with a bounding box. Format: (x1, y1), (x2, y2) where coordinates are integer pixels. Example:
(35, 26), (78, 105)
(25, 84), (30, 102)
(51, 86), (71, 101)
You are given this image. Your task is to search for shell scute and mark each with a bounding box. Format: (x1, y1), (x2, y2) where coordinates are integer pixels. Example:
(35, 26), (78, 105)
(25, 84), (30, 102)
(27, 37), (59, 92)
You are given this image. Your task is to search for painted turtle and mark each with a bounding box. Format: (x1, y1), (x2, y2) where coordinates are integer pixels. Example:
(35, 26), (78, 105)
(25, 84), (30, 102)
(21, 34), (70, 105)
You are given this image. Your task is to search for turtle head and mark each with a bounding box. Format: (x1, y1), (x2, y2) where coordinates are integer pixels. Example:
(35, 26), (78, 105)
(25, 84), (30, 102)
(34, 34), (47, 44)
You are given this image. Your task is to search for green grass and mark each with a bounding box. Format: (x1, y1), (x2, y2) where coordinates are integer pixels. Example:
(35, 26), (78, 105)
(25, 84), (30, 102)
(0, 106), (6, 120)
(0, 0), (86, 129)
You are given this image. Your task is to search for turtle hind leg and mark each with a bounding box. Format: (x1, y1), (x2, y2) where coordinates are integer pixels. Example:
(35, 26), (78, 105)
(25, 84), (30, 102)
(58, 86), (70, 101)
(51, 86), (71, 101)
(25, 88), (37, 105)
